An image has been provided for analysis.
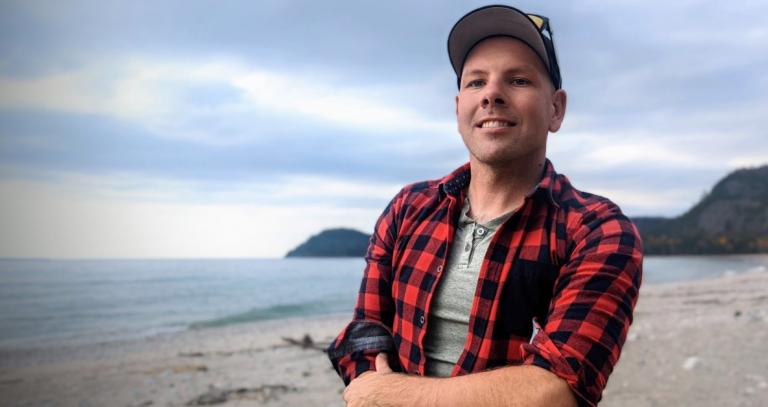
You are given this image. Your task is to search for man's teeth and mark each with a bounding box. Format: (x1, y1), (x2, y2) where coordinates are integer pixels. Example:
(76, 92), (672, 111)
(481, 120), (513, 128)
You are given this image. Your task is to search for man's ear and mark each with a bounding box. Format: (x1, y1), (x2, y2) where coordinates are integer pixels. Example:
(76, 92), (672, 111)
(455, 94), (459, 117)
(548, 89), (567, 133)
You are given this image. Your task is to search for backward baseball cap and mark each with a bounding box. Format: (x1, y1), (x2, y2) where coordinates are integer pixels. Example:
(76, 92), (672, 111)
(447, 5), (562, 89)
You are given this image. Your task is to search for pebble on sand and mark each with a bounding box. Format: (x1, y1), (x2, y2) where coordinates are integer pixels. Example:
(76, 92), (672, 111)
(682, 356), (700, 370)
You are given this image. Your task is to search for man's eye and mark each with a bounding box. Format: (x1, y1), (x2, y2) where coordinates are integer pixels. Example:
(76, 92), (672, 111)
(465, 79), (484, 88)
(510, 78), (531, 86)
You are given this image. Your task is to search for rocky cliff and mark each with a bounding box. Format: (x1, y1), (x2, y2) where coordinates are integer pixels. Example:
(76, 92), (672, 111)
(634, 165), (768, 254)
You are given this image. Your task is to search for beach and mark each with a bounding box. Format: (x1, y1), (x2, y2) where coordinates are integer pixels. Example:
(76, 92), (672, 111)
(1, 270), (767, 407)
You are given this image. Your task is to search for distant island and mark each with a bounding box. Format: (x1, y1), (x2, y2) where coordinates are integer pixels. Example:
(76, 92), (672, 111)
(285, 228), (370, 258)
(286, 165), (768, 257)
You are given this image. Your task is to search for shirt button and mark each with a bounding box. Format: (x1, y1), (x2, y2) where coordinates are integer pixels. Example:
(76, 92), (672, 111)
(418, 315), (425, 326)
(476, 227), (486, 236)
(437, 265), (443, 273)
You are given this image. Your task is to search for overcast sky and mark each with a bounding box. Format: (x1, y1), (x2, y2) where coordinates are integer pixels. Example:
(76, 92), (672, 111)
(1, 0), (767, 258)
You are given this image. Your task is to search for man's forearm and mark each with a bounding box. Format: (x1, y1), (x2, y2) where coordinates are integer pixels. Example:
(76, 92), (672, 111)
(345, 356), (577, 407)
(431, 364), (577, 407)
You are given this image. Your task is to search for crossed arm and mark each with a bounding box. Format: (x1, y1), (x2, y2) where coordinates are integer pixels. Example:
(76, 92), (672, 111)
(343, 353), (577, 407)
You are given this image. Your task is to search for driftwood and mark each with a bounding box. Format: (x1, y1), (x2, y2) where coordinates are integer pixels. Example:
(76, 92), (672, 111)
(280, 333), (330, 352)
(177, 347), (266, 358)
(186, 385), (298, 405)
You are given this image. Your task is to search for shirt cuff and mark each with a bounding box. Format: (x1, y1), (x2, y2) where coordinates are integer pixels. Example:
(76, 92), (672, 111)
(520, 320), (597, 407)
(326, 320), (397, 385)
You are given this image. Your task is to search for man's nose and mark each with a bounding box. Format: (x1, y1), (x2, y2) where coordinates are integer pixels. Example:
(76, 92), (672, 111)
(481, 83), (506, 108)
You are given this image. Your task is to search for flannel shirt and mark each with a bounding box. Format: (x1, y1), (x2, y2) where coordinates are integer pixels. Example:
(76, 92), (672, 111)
(327, 159), (643, 406)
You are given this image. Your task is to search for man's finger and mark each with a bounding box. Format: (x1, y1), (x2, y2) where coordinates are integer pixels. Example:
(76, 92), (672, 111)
(342, 387), (350, 403)
(375, 352), (392, 373)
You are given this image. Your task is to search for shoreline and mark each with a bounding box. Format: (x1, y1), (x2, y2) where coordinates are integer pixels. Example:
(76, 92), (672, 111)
(0, 311), (352, 367)
(1, 272), (767, 406)
(2, 254), (765, 352)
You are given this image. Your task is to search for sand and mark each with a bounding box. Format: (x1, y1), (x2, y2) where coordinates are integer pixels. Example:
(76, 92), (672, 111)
(1, 271), (766, 407)
(600, 270), (768, 407)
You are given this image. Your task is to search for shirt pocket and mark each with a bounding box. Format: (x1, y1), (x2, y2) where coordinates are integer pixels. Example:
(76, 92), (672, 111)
(497, 259), (560, 338)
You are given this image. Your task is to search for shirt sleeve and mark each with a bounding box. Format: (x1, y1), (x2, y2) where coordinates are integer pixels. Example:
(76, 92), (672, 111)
(520, 204), (643, 406)
(326, 189), (403, 385)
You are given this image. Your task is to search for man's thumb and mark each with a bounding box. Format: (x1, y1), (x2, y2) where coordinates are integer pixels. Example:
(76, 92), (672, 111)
(375, 353), (392, 373)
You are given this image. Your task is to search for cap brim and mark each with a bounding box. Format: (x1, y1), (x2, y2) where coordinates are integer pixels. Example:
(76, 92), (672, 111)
(448, 5), (550, 78)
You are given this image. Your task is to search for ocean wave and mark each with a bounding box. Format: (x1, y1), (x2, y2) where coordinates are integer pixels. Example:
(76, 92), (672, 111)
(188, 299), (348, 329)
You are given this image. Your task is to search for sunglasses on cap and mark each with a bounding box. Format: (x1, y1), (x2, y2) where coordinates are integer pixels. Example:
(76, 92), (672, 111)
(526, 13), (562, 90)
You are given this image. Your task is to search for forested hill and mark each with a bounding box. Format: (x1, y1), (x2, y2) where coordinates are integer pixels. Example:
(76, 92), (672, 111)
(285, 228), (370, 258)
(634, 165), (768, 254)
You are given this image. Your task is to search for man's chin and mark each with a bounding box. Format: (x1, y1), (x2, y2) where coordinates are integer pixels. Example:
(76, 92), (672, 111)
(470, 153), (518, 167)
(469, 150), (542, 168)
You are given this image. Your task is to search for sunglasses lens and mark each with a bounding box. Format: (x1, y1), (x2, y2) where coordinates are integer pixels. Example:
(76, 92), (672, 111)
(527, 15), (545, 30)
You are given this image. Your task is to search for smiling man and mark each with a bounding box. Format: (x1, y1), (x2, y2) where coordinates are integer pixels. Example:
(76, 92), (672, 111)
(327, 5), (643, 407)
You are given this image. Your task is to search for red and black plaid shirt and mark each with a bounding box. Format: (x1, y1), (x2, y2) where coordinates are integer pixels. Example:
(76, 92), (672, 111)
(327, 160), (643, 407)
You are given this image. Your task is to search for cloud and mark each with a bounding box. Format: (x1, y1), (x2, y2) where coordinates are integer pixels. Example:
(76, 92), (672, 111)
(728, 155), (768, 169)
(586, 186), (699, 217)
(3, 166), (403, 209)
(233, 70), (453, 135)
(0, 58), (454, 146)
(0, 108), (462, 188)
(549, 130), (745, 173)
(554, 135), (701, 170)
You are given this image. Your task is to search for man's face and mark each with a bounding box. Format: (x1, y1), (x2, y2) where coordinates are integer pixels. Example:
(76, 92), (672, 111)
(455, 36), (566, 168)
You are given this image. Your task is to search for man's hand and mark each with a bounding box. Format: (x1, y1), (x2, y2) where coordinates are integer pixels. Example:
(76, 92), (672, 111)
(342, 353), (393, 407)
(343, 353), (429, 407)
(342, 354), (576, 407)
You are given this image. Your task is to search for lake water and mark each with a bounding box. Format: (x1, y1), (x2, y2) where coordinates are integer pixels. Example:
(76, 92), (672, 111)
(1, 255), (766, 348)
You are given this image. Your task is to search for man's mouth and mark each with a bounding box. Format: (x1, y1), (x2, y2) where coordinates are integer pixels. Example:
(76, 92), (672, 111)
(477, 119), (517, 128)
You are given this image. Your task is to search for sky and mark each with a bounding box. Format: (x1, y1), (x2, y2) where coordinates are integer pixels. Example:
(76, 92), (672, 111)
(1, 0), (767, 259)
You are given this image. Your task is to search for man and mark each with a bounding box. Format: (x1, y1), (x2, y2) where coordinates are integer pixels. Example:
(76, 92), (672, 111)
(327, 5), (642, 407)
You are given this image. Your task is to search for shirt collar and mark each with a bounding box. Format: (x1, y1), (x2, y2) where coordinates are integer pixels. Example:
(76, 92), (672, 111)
(440, 162), (471, 197)
(459, 198), (516, 230)
(438, 159), (560, 208)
